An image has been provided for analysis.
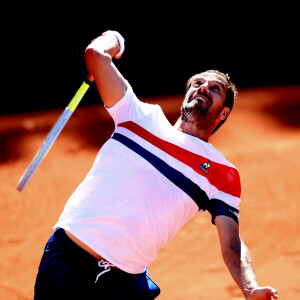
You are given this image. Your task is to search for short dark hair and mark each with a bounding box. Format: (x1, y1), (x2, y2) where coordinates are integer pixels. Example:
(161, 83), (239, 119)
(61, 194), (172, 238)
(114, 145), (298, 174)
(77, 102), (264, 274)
(186, 70), (238, 133)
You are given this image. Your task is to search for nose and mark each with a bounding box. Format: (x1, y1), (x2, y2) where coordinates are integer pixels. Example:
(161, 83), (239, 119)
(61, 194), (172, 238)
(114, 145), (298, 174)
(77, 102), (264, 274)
(198, 83), (209, 94)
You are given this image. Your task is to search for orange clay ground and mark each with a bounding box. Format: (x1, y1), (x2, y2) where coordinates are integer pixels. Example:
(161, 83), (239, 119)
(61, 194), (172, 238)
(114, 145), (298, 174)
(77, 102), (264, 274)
(0, 85), (299, 299)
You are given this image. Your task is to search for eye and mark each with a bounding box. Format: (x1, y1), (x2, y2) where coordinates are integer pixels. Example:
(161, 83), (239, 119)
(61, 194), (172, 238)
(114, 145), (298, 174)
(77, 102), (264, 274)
(193, 80), (201, 87)
(211, 85), (220, 92)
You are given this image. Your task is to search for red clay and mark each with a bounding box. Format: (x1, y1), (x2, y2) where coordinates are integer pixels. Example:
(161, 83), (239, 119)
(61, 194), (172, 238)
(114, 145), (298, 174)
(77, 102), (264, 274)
(1, 85), (299, 299)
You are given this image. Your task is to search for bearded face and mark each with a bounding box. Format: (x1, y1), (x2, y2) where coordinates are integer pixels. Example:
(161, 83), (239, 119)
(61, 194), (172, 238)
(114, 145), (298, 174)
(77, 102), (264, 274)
(180, 73), (228, 129)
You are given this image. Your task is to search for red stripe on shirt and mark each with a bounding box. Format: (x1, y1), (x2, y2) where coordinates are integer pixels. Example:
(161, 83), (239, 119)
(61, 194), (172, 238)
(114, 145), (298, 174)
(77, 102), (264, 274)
(118, 121), (241, 198)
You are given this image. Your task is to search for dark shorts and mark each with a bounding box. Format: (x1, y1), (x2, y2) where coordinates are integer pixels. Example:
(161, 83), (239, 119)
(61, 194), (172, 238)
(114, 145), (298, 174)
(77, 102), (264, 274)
(34, 228), (160, 300)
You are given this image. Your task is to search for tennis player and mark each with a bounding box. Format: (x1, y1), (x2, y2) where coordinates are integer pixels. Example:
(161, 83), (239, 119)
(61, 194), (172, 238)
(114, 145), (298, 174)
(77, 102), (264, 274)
(34, 30), (278, 299)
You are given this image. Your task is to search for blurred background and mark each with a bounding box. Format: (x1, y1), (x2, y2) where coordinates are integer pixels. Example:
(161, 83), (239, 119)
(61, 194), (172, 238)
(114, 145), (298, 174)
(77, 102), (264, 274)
(3, 4), (299, 115)
(1, 4), (300, 300)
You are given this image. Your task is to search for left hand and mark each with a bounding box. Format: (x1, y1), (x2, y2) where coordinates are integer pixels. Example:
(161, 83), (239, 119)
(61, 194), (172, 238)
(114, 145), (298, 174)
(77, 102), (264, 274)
(247, 286), (278, 299)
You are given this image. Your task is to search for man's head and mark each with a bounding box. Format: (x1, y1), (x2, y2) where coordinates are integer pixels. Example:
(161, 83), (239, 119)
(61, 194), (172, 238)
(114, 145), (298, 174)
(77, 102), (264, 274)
(181, 70), (237, 134)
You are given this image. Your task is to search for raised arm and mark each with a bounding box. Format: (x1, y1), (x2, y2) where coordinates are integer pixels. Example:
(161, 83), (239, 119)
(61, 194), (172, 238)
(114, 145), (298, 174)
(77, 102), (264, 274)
(84, 31), (128, 108)
(215, 215), (278, 299)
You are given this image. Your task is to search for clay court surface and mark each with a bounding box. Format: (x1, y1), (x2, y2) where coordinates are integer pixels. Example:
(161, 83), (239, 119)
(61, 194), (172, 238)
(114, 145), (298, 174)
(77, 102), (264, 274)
(0, 85), (299, 299)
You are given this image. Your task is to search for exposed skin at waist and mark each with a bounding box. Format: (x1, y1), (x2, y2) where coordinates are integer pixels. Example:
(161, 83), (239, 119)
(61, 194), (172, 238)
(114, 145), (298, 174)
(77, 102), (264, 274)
(64, 229), (105, 261)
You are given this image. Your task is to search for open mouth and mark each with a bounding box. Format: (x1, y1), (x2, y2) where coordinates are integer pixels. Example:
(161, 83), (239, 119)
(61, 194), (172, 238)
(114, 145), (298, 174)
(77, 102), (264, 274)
(191, 94), (212, 105)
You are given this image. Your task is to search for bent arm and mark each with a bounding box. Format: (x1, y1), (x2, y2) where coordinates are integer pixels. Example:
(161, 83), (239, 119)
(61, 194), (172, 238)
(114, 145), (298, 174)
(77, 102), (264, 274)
(215, 216), (278, 299)
(84, 31), (127, 108)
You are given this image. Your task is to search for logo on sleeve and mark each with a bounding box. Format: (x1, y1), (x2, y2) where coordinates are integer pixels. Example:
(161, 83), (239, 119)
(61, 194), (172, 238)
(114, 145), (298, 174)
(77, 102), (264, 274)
(229, 209), (239, 219)
(199, 161), (211, 175)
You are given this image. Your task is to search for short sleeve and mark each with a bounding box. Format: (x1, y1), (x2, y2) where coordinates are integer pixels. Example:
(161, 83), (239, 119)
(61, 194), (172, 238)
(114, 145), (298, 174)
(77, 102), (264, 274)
(105, 82), (142, 125)
(206, 198), (239, 225)
(208, 165), (241, 224)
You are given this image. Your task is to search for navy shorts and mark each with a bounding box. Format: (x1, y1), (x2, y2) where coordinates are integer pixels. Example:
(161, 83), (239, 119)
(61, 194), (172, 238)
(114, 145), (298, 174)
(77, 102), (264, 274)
(34, 228), (160, 300)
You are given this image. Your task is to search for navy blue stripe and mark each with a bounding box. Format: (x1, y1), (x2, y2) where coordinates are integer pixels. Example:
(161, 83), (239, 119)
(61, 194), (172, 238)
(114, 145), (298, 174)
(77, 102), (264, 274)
(208, 199), (239, 225)
(112, 133), (209, 211)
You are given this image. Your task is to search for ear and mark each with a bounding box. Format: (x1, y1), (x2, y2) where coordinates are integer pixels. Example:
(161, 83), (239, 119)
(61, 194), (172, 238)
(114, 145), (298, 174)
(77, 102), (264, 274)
(219, 107), (230, 121)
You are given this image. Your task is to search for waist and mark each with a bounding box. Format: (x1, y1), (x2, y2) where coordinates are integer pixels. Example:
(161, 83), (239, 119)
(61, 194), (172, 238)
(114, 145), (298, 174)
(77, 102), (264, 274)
(64, 229), (117, 268)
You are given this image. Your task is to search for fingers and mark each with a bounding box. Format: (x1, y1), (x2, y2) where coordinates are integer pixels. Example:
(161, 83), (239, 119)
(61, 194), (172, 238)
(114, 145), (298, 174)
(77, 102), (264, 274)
(267, 286), (278, 299)
(247, 286), (278, 300)
(100, 31), (125, 59)
(266, 286), (279, 299)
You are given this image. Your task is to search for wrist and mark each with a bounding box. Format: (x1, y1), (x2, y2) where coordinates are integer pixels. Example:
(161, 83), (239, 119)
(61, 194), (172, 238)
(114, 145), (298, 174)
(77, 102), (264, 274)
(244, 288), (253, 298)
(244, 286), (259, 299)
(105, 30), (125, 59)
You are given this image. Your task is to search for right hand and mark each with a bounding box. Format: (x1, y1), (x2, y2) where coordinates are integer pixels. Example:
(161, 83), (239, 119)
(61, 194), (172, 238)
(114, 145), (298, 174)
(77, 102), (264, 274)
(100, 30), (124, 59)
(247, 286), (278, 300)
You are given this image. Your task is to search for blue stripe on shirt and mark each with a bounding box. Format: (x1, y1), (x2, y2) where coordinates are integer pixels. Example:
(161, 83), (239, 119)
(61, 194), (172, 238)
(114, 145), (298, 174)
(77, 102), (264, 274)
(112, 132), (209, 211)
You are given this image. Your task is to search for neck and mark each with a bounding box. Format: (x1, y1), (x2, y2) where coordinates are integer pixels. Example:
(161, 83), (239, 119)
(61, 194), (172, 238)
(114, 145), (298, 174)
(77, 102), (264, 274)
(174, 117), (214, 142)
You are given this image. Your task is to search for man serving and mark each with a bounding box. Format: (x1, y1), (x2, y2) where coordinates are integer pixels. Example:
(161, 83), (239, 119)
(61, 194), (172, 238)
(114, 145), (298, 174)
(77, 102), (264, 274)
(34, 30), (278, 300)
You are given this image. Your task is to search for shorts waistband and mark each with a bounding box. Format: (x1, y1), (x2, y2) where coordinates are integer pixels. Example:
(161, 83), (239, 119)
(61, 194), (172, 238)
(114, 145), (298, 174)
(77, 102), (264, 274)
(51, 229), (145, 278)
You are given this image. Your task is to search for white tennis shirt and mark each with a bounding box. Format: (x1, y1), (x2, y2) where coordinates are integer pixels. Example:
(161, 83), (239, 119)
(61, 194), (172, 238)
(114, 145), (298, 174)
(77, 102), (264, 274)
(54, 82), (241, 274)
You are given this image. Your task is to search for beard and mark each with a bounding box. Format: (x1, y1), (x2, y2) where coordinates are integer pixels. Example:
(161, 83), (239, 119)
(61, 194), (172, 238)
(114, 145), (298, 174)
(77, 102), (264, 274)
(180, 98), (223, 129)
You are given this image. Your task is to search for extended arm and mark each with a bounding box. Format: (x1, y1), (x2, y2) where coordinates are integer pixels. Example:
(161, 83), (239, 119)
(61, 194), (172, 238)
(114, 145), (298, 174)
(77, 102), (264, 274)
(215, 216), (278, 299)
(84, 31), (128, 108)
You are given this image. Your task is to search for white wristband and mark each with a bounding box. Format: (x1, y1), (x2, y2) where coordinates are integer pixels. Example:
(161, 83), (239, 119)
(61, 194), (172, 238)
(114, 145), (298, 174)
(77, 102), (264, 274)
(108, 30), (125, 59)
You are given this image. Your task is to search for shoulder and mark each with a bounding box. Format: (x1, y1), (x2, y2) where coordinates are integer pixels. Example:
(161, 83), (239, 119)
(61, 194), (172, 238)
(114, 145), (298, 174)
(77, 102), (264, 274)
(106, 82), (165, 124)
(207, 143), (238, 170)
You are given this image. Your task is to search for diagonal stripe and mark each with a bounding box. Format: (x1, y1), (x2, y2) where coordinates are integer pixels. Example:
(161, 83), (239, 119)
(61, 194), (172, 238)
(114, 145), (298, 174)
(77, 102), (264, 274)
(112, 133), (209, 211)
(118, 121), (241, 198)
